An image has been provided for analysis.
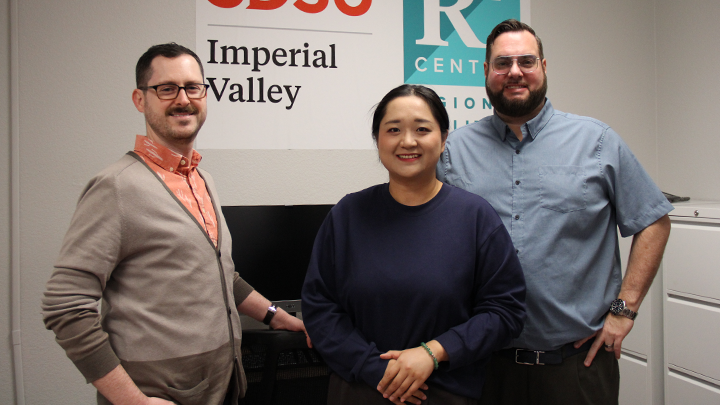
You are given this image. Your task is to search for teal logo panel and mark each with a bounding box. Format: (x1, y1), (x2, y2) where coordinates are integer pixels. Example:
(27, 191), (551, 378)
(404, 0), (520, 87)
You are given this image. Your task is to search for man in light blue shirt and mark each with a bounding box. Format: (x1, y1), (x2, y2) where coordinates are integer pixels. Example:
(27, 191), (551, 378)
(437, 19), (672, 405)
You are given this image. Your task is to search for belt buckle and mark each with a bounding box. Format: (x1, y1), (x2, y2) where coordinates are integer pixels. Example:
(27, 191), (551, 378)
(515, 349), (545, 365)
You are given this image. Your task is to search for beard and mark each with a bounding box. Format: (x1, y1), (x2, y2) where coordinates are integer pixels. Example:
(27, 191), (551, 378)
(145, 103), (205, 144)
(486, 73), (548, 118)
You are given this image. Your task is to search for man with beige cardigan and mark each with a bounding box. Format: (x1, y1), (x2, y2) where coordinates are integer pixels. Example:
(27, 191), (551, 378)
(42, 43), (309, 405)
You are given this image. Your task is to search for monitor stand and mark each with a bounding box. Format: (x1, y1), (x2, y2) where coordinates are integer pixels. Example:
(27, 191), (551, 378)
(273, 299), (302, 317)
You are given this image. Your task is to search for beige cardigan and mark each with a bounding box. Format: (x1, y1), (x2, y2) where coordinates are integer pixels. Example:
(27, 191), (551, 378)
(42, 152), (253, 405)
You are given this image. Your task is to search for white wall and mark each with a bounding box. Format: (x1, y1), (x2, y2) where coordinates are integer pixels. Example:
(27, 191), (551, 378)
(4, 0), (718, 404)
(656, 0), (720, 201)
(533, 0), (659, 178)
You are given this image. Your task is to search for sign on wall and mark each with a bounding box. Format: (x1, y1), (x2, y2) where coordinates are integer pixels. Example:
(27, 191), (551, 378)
(196, 0), (528, 149)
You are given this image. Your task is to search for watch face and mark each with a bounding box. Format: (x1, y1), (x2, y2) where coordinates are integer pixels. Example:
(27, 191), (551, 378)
(610, 299), (624, 315)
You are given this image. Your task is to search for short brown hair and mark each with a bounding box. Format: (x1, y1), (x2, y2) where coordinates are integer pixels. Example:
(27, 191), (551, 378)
(135, 43), (204, 88)
(485, 19), (544, 63)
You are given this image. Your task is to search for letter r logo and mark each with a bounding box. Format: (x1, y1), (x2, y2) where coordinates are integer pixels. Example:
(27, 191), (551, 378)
(403, 0), (521, 87)
(415, 0), (484, 48)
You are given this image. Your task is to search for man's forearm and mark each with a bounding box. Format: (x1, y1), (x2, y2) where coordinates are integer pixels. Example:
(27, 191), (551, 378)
(236, 290), (275, 321)
(236, 290), (311, 346)
(92, 365), (149, 405)
(619, 214), (671, 311)
(236, 290), (293, 326)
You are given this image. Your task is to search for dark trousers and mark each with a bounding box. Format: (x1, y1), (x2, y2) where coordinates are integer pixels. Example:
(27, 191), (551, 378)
(479, 348), (619, 405)
(327, 373), (478, 405)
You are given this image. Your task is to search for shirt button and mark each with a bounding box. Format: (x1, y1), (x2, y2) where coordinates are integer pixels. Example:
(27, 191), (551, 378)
(514, 215), (520, 220)
(515, 150), (520, 154)
(169, 167), (174, 172)
(181, 159), (186, 165)
(516, 249), (519, 254)
(515, 180), (520, 185)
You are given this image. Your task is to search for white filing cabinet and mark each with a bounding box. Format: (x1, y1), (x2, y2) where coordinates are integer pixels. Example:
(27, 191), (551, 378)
(663, 201), (720, 404)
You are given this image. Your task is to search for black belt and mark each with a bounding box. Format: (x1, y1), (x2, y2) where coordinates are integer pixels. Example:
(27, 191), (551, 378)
(497, 338), (595, 365)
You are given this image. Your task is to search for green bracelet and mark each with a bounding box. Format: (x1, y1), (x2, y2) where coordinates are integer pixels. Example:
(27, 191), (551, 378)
(421, 342), (439, 370)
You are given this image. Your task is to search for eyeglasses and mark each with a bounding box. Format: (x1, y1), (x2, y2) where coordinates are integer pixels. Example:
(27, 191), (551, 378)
(141, 83), (210, 100)
(491, 55), (541, 75)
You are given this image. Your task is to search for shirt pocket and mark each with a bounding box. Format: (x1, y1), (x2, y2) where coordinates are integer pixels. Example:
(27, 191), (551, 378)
(539, 166), (588, 213)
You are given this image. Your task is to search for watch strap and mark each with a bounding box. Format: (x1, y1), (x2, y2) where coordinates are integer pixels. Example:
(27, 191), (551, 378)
(620, 307), (637, 321)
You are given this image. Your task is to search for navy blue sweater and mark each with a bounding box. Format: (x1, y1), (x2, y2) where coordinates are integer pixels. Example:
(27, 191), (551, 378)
(302, 183), (526, 399)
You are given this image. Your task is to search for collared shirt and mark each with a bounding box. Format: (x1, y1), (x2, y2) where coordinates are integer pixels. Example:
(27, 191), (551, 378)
(133, 135), (218, 246)
(437, 100), (673, 350)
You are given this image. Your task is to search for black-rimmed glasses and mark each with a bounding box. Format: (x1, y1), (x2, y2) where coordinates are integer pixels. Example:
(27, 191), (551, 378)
(491, 55), (541, 75)
(140, 84), (210, 100)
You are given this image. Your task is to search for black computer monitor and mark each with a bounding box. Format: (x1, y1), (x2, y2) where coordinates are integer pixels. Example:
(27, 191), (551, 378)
(221, 205), (334, 314)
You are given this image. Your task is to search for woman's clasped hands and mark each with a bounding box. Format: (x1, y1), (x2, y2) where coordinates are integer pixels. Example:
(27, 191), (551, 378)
(376, 341), (447, 404)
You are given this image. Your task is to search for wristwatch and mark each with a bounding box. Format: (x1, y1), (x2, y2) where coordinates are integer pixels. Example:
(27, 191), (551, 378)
(262, 305), (277, 325)
(609, 298), (637, 320)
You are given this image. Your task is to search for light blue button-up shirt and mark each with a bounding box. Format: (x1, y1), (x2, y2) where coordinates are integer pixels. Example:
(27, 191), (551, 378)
(437, 100), (673, 350)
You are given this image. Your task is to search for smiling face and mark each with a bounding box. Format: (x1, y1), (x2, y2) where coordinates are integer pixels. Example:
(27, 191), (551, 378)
(484, 30), (547, 120)
(377, 95), (446, 186)
(132, 55), (207, 156)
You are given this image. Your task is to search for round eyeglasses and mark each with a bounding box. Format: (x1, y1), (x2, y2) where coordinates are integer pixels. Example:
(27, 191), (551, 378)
(141, 84), (210, 100)
(491, 55), (541, 75)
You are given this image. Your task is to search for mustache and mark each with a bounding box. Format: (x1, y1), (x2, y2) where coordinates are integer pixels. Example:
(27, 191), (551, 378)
(167, 106), (198, 115)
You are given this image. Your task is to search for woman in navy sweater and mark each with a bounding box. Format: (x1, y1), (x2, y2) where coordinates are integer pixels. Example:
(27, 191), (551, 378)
(302, 85), (526, 405)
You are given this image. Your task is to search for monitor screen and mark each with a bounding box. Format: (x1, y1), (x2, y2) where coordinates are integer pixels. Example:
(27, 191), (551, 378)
(221, 205), (334, 314)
